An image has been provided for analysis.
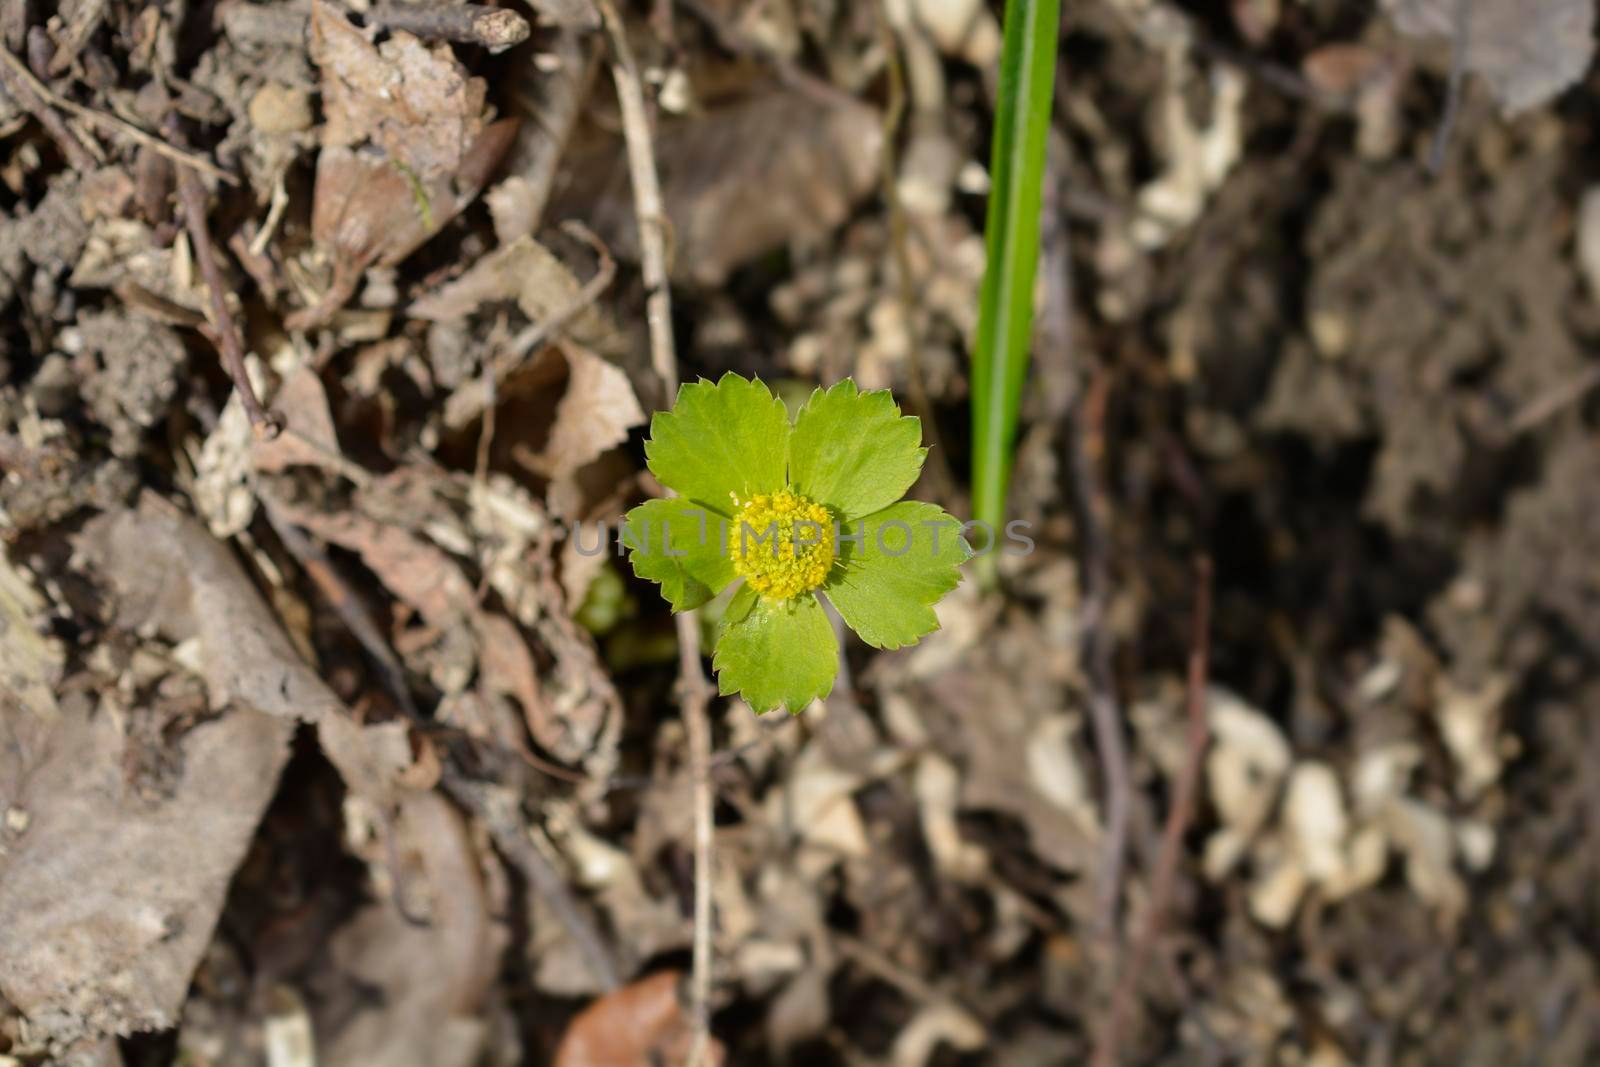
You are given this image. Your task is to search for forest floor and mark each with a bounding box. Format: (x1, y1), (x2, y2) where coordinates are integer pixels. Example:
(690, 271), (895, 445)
(2, 0), (1599, 1065)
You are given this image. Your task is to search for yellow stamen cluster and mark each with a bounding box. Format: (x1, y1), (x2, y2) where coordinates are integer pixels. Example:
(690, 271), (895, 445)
(729, 490), (835, 601)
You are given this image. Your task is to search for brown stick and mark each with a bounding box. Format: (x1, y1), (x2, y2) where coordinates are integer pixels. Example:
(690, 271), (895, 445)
(0, 49), (236, 184)
(1093, 556), (1214, 1067)
(176, 161), (283, 438)
(441, 769), (622, 992)
(1427, 0), (1471, 176)
(367, 3), (530, 52)
(259, 493), (420, 721)
(595, 3), (716, 1061)
(0, 44), (101, 170)
(877, 15), (955, 504)
(1073, 371), (1133, 946)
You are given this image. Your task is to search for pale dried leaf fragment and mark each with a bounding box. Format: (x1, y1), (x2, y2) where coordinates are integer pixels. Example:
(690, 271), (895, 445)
(890, 1003), (987, 1067)
(1432, 673), (1511, 800)
(546, 803), (688, 972)
(1025, 715), (1097, 837)
(1283, 762), (1348, 882)
(1384, 0), (1596, 114)
(1382, 797), (1468, 924)
(1579, 186), (1600, 302)
(0, 555), (63, 815)
(773, 742), (869, 879)
(252, 364), (342, 473)
(1202, 687), (1292, 880)
(1132, 62), (1246, 249)
(914, 754), (988, 882)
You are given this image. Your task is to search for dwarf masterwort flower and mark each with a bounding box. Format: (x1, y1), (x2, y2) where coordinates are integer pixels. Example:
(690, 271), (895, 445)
(624, 373), (969, 713)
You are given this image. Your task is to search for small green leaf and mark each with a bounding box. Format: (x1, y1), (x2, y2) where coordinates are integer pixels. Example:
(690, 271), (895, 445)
(712, 593), (837, 712)
(789, 380), (926, 520)
(823, 501), (969, 650)
(623, 498), (737, 612)
(645, 373), (789, 510)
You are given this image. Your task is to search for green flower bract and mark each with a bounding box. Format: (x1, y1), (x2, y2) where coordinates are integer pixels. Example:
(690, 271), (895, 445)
(623, 373), (970, 713)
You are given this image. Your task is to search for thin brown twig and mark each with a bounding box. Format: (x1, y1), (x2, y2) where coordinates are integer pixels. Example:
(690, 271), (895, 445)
(594, 3), (716, 1062)
(877, 12), (955, 504)
(1427, 0), (1471, 176)
(1505, 363), (1600, 436)
(441, 769), (622, 992)
(598, 1), (676, 394)
(0, 46), (101, 170)
(176, 157), (283, 438)
(259, 492), (421, 722)
(1072, 370), (1132, 948)
(0, 49), (237, 185)
(1093, 556), (1214, 1067)
(366, 3), (530, 51)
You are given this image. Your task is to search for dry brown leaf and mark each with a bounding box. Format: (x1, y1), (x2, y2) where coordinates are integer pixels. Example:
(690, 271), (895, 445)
(409, 235), (602, 330)
(312, 0), (485, 179)
(0, 538), (292, 1048)
(253, 364), (341, 473)
(475, 611), (557, 753)
(556, 91), (884, 286)
(1384, 0), (1596, 114)
(317, 793), (503, 1067)
(274, 493), (478, 629)
(514, 343), (644, 484)
(553, 972), (725, 1067)
(75, 494), (415, 804)
(0, 697), (293, 1048)
(296, 2), (516, 326)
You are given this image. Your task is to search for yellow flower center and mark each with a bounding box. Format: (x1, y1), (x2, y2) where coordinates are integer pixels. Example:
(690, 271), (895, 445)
(729, 489), (835, 601)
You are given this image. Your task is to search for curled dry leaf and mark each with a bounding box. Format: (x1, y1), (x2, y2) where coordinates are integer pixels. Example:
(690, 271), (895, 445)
(296, 2), (517, 327)
(553, 971), (725, 1067)
(514, 342), (644, 486)
(556, 91), (885, 286)
(891, 1003), (987, 1067)
(1383, 0), (1596, 115)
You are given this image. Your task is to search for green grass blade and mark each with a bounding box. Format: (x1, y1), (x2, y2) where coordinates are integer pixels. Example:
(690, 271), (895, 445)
(970, 0), (1061, 585)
